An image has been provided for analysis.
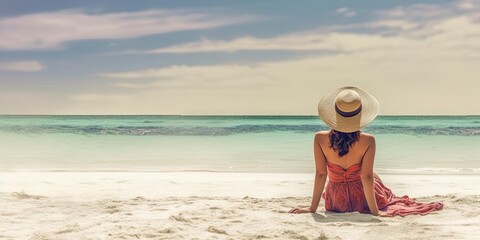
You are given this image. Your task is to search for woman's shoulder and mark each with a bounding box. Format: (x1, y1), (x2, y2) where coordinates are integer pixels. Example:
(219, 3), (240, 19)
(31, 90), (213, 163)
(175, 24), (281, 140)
(360, 131), (374, 138)
(314, 130), (330, 138)
(359, 132), (376, 143)
(314, 131), (330, 143)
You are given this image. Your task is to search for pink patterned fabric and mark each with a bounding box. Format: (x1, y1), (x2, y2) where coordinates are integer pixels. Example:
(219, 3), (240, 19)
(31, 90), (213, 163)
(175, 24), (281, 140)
(321, 161), (444, 217)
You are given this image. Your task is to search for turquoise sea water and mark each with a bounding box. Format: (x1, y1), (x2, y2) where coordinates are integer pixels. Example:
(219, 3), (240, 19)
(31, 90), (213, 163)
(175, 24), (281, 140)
(0, 115), (478, 174)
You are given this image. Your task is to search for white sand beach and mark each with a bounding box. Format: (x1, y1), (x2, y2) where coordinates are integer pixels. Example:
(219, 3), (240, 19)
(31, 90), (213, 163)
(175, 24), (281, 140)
(0, 172), (479, 240)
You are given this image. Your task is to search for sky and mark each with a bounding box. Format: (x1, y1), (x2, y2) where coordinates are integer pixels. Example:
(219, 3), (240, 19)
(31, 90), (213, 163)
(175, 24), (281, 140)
(0, 0), (479, 115)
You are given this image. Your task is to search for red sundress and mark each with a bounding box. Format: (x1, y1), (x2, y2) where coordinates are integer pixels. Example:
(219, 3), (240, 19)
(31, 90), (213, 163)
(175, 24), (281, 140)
(321, 161), (444, 217)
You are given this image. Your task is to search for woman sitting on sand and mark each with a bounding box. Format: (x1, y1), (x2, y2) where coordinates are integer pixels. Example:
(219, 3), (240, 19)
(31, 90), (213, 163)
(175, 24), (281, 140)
(289, 86), (443, 217)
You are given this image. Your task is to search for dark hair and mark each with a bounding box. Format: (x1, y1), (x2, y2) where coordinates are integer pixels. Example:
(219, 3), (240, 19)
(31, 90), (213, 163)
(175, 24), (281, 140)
(329, 129), (360, 157)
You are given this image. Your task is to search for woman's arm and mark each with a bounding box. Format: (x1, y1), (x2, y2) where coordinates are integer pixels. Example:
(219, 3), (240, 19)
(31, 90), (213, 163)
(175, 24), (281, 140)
(309, 133), (328, 213)
(360, 135), (379, 215)
(289, 132), (328, 214)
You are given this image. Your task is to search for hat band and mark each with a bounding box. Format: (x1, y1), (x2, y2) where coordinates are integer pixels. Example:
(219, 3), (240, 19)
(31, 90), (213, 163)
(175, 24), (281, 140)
(335, 104), (362, 117)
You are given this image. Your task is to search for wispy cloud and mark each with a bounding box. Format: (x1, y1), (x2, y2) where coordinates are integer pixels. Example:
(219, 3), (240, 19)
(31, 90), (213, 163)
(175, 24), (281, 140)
(133, 31), (418, 54)
(457, 0), (476, 10)
(336, 7), (357, 17)
(120, 34), (346, 54)
(0, 61), (44, 72)
(101, 64), (272, 89)
(0, 9), (259, 51)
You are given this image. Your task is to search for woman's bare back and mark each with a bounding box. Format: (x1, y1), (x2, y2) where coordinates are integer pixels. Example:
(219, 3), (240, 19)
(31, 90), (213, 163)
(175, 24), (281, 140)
(315, 130), (374, 170)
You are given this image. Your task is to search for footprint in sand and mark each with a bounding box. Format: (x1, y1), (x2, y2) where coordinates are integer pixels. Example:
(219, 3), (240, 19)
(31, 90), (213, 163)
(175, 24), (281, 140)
(207, 226), (227, 235)
(158, 228), (176, 234)
(11, 192), (47, 200)
(169, 214), (191, 223)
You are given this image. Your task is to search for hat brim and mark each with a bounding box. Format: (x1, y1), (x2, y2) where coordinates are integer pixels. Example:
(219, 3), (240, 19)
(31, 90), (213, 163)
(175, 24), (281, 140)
(318, 86), (379, 133)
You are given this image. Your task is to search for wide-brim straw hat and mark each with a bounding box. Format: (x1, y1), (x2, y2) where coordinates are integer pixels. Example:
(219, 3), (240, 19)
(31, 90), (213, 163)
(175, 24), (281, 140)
(318, 86), (379, 133)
